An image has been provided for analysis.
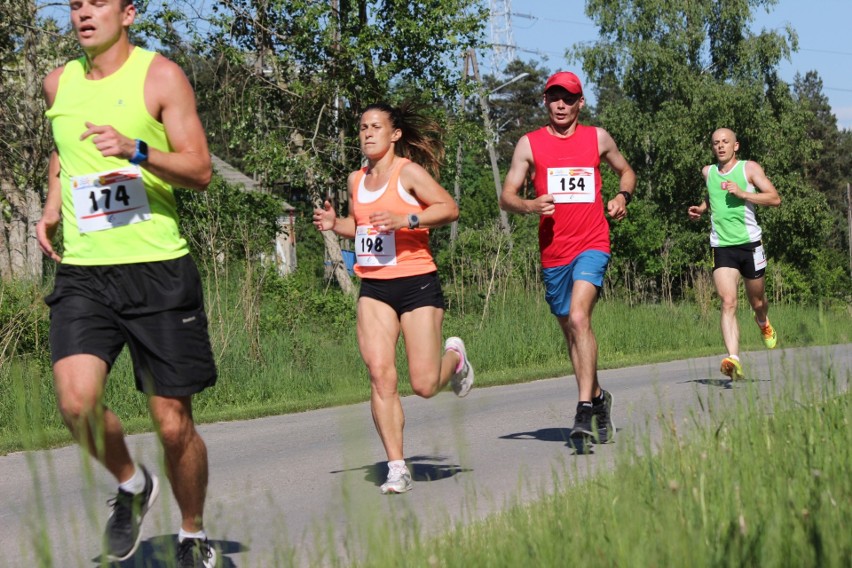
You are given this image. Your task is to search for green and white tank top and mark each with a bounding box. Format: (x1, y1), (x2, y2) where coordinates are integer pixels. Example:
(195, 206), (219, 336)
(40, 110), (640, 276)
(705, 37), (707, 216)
(45, 47), (188, 265)
(707, 160), (762, 247)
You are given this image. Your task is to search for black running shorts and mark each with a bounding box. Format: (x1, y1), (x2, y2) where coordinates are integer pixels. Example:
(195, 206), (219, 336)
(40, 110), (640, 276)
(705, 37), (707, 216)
(712, 240), (766, 279)
(358, 271), (446, 317)
(45, 254), (217, 397)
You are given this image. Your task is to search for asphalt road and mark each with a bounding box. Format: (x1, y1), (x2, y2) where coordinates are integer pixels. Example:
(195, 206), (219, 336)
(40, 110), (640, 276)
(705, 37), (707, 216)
(1, 344), (849, 567)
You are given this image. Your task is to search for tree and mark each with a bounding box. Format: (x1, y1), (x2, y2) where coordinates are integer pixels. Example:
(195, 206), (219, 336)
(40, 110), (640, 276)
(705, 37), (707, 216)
(794, 71), (852, 251)
(566, 0), (846, 301)
(484, 59), (551, 164)
(0, 1), (74, 281)
(138, 0), (487, 293)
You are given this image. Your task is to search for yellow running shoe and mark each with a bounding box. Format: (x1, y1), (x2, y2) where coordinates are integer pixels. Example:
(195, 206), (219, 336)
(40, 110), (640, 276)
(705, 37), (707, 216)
(758, 318), (777, 349)
(720, 357), (745, 380)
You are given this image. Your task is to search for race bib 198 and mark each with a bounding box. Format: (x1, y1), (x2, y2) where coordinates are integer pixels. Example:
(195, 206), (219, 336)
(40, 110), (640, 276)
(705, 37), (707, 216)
(71, 166), (151, 233)
(355, 225), (397, 266)
(547, 167), (595, 203)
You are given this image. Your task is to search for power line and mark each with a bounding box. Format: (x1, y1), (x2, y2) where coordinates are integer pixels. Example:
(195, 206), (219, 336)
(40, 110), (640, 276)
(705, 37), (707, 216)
(511, 12), (596, 27)
(800, 48), (852, 57)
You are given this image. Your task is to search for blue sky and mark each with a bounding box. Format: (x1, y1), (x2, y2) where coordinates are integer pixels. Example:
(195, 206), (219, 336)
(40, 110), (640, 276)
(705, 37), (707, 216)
(498, 0), (852, 129)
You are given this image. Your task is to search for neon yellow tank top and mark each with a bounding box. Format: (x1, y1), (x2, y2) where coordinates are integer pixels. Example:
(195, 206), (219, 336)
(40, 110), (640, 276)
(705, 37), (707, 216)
(45, 47), (188, 265)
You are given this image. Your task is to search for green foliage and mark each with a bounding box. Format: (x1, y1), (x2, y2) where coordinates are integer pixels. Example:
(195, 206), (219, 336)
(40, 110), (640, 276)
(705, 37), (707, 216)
(176, 176), (282, 261)
(0, 279), (50, 362)
(381, 385), (852, 567)
(761, 180), (829, 258)
(261, 266), (356, 338)
(566, 0), (846, 302)
(143, 0), (487, 199)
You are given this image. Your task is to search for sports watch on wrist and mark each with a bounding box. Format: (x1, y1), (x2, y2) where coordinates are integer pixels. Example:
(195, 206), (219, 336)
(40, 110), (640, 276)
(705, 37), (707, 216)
(129, 139), (149, 165)
(407, 213), (420, 229)
(617, 190), (633, 205)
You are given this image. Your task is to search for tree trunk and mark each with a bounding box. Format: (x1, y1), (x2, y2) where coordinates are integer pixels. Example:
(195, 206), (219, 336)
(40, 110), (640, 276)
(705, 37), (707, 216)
(0, 0), (46, 282)
(320, 225), (355, 296)
(0, 210), (11, 281)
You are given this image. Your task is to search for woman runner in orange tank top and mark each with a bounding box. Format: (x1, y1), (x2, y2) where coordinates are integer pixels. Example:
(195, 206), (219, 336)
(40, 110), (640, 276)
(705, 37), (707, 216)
(312, 102), (475, 494)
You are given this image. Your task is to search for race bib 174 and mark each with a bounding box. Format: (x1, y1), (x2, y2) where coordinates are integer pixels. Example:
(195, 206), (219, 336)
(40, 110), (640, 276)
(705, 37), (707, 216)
(71, 166), (152, 234)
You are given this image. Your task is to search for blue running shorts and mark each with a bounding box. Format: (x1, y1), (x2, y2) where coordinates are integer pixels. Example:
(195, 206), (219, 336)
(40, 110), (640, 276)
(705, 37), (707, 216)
(542, 250), (610, 317)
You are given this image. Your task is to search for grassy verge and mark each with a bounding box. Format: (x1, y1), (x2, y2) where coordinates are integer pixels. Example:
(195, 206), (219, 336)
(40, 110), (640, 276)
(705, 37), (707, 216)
(1, 280), (850, 455)
(350, 370), (851, 567)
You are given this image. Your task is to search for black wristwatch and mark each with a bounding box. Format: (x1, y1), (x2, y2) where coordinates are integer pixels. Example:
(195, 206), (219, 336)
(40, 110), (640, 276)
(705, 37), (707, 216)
(129, 139), (149, 165)
(617, 191), (633, 205)
(407, 213), (420, 229)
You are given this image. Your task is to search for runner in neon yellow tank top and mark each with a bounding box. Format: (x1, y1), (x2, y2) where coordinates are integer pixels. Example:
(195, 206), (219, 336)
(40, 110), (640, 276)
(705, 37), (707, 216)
(36, 1), (217, 565)
(688, 128), (782, 381)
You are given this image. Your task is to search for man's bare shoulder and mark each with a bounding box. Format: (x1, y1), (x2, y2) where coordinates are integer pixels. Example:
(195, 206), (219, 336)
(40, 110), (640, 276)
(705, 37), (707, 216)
(43, 65), (67, 105)
(146, 53), (190, 86)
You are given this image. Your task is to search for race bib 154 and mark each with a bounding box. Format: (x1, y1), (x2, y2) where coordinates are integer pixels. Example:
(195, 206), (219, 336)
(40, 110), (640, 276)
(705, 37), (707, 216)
(547, 167), (595, 203)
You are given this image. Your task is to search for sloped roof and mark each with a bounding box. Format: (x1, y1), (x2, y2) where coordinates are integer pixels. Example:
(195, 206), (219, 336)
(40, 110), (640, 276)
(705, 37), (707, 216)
(211, 153), (294, 211)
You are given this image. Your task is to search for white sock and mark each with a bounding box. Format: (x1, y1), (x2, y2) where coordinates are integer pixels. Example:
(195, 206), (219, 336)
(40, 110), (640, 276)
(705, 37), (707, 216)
(118, 465), (146, 494)
(729, 354), (740, 361)
(388, 459), (406, 471)
(179, 528), (207, 543)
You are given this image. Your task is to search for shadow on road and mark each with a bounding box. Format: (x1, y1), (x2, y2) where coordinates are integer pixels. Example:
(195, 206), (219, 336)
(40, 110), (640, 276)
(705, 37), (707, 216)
(98, 534), (245, 567)
(330, 455), (472, 487)
(499, 428), (604, 455)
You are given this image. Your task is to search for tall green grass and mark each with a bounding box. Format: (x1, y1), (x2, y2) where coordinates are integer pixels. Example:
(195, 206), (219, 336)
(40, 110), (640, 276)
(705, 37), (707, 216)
(350, 370), (852, 567)
(1, 271), (849, 454)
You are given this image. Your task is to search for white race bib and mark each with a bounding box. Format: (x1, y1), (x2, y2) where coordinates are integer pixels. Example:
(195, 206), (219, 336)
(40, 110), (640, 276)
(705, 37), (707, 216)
(71, 166), (151, 233)
(547, 167), (595, 203)
(355, 225), (397, 266)
(753, 245), (767, 271)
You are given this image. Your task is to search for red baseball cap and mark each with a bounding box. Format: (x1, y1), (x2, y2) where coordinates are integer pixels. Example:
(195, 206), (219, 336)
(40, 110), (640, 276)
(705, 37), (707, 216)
(544, 71), (583, 95)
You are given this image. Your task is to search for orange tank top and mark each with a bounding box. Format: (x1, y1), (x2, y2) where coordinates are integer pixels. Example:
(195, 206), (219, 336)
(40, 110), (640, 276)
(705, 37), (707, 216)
(352, 158), (437, 279)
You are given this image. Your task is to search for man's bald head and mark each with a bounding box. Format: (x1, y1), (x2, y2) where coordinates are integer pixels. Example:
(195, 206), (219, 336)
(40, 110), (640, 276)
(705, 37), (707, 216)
(712, 128), (737, 143)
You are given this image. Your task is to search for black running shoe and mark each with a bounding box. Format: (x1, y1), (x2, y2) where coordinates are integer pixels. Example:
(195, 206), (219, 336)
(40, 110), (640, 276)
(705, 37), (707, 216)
(570, 402), (595, 440)
(104, 465), (160, 561)
(177, 537), (218, 568)
(592, 390), (615, 443)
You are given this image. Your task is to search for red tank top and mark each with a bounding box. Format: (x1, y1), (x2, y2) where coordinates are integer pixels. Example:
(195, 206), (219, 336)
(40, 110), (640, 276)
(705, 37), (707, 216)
(352, 158), (437, 279)
(527, 124), (610, 267)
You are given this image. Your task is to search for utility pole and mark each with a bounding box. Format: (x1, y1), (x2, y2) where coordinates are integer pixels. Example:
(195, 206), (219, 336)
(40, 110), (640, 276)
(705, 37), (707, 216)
(847, 183), (851, 278)
(450, 52), (471, 244)
(468, 49), (511, 236)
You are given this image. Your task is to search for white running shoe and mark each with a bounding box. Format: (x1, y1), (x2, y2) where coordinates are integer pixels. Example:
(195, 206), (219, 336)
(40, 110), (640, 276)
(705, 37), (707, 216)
(381, 464), (413, 494)
(445, 336), (474, 397)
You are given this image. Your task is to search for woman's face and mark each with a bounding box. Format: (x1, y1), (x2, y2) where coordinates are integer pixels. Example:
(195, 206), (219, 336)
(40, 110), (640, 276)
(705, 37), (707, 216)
(359, 109), (401, 160)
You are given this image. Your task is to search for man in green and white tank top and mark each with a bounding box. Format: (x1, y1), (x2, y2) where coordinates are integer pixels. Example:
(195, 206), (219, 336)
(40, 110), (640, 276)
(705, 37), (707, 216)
(688, 128), (781, 381)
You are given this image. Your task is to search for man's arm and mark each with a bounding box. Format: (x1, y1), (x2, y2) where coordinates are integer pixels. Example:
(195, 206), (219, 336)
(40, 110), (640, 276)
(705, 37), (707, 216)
(598, 127), (636, 220)
(37, 67), (64, 262)
(79, 55), (212, 191)
(36, 151), (63, 262)
(499, 135), (555, 216)
(688, 165), (711, 220)
(737, 160), (781, 207)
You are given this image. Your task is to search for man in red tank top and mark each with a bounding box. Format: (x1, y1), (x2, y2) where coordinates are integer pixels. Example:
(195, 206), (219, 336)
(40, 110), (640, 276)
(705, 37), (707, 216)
(500, 71), (636, 447)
